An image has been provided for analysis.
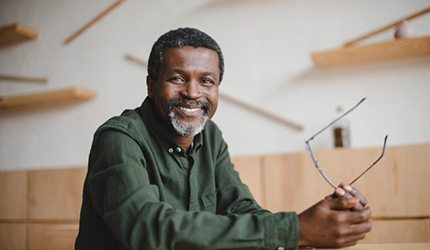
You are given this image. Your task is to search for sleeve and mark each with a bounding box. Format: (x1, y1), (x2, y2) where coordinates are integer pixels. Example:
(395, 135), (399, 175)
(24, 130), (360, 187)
(213, 137), (270, 216)
(86, 127), (299, 250)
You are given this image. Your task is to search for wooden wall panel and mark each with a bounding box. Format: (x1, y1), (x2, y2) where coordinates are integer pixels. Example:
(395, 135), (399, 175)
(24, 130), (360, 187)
(231, 155), (265, 206)
(352, 144), (430, 217)
(362, 219), (430, 243)
(28, 168), (86, 220)
(0, 223), (26, 250)
(262, 151), (353, 213)
(28, 224), (78, 250)
(262, 144), (430, 217)
(0, 171), (27, 219)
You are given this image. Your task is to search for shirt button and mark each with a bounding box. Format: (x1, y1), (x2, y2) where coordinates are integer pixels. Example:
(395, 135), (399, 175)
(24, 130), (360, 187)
(168, 148), (174, 153)
(176, 147), (181, 152)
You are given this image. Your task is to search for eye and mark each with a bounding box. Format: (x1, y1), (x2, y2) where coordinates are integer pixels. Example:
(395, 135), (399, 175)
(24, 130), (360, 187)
(167, 76), (186, 85)
(200, 77), (216, 87)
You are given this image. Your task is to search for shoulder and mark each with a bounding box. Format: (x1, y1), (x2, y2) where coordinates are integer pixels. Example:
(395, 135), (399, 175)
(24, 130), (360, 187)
(94, 108), (148, 143)
(201, 119), (229, 155)
(203, 119), (224, 141)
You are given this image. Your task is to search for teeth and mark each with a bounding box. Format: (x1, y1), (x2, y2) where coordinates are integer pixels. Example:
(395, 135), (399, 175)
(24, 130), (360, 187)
(179, 106), (201, 113)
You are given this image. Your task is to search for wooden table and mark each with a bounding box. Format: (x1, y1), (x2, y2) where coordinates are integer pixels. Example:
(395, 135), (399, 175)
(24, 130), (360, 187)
(322, 243), (430, 250)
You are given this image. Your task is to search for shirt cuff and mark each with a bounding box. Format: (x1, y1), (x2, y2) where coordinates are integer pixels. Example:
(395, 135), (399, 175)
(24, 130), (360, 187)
(263, 212), (299, 250)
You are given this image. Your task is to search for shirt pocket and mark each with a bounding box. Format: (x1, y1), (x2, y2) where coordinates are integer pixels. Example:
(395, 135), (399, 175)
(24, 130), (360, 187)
(200, 191), (217, 213)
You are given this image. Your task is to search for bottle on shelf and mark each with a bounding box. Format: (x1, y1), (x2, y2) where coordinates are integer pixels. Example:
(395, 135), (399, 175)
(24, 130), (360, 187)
(333, 106), (350, 148)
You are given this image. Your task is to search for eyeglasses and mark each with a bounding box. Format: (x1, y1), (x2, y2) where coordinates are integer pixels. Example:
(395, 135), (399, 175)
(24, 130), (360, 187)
(305, 98), (388, 189)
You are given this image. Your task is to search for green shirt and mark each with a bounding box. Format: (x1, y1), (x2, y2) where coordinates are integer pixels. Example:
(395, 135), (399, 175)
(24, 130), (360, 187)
(75, 97), (299, 250)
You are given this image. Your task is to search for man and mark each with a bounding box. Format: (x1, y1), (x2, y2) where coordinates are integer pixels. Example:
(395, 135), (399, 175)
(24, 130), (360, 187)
(75, 27), (372, 250)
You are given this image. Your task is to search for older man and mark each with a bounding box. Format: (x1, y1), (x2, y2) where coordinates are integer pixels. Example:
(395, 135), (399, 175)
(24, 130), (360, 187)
(75, 27), (371, 250)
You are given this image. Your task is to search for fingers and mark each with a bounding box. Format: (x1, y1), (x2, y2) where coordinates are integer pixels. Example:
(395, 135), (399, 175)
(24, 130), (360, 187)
(340, 183), (368, 207)
(327, 193), (361, 210)
(333, 183), (368, 209)
(333, 233), (367, 248)
(350, 207), (372, 224)
(327, 209), (372, 248)
(334, 220), (372, 247)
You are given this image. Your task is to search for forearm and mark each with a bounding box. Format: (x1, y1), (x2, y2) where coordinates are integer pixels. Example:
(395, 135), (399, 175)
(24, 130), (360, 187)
(101, 195), (298, 250)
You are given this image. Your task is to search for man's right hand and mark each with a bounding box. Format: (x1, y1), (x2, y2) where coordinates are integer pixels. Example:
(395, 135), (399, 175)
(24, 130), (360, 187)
(298, 187), (372, 248)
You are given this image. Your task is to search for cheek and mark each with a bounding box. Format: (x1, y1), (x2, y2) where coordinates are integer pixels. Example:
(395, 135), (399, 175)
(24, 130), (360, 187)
(208, 94), (219, 117)
(155, 85), (180, 102)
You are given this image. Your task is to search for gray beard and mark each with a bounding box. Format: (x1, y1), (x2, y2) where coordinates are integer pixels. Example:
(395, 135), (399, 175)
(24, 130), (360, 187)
(169, 110), (208, 137)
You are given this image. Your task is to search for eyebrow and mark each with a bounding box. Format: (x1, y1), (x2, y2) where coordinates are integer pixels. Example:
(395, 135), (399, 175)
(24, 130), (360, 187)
(165, 67), (218, 78)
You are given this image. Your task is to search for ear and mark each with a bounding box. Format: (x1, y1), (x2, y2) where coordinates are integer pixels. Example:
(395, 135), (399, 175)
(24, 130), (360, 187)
(146, 76), (154, 98)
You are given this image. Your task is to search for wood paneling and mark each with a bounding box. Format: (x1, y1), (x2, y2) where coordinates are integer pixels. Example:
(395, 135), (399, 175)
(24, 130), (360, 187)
(28, 168), (86, 220)
(0, 223), (26, 250)
(28, 224), (78, 250)
(262, 151), (353, 213)
(232, 155), (265, 206)
(353, 144), (430, 217)
(0, 171), (27, 219)
(262, 144), (430, 217)
(362, 219), (430, 243)
(0, 143), (428, 247)
(326, 243), (430, 250)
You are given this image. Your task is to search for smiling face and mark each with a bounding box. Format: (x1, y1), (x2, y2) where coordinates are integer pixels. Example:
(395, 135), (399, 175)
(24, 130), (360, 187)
(147, 46), (220, 137)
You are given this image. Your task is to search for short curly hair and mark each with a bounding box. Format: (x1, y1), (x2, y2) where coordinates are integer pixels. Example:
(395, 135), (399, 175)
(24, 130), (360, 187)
(147, 27), (224, 83)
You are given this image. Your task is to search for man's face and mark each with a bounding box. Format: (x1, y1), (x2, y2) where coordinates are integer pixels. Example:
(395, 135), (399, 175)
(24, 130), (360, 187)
(147, 46), (220, 137)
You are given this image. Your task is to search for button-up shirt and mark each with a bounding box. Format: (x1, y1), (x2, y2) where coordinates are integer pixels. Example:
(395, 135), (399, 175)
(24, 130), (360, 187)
(75, 97), (299, 250)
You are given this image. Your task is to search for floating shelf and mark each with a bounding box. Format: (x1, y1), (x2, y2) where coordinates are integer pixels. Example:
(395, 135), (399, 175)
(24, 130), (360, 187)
(0, 74), (47, 84)
(0, 87), (96, 111)
(312, 36), (430, 68)
(0, 22), (38, 47)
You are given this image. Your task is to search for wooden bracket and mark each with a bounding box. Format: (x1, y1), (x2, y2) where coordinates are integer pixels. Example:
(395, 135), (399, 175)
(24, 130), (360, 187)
(220, 91), (304, 131)
(64, 0), (126, 45)
(125, 53), (148, 67)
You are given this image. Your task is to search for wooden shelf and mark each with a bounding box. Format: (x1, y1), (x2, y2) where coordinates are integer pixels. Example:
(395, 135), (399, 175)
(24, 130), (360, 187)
(0, 22), (38, 47)
(0, 74), (48, 84)
(312, 36), (430, 68)
(0, 87), (96, 110)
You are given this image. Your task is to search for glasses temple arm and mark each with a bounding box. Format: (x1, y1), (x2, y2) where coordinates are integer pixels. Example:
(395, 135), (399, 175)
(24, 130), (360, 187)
(308, 97), (366, 141)
(305, 141), (337, 189)
(350, 135), (388, 185)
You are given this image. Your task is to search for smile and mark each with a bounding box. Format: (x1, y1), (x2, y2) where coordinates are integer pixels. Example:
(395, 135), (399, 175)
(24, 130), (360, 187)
(179, 106), (202, 114)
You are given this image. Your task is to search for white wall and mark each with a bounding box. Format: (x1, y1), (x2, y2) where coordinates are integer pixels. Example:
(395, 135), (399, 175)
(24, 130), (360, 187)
(1, 0), (429, 170)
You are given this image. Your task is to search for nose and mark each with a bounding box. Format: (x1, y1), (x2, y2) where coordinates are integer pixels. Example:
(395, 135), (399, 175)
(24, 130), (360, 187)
(180, 81), (202, 100)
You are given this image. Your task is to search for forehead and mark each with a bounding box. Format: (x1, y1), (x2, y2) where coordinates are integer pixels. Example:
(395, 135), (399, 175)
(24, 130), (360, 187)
(162, 46), (220, 75)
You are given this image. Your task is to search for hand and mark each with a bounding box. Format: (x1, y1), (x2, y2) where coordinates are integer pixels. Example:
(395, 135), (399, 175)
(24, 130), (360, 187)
(298, 191), (372, 248)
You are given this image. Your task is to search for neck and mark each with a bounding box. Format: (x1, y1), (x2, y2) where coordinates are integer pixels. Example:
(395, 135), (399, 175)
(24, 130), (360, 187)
(175, 135), (194, 151)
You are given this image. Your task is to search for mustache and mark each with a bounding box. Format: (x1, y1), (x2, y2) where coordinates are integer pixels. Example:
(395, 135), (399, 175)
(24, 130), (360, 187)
(168, 98), (211, 115)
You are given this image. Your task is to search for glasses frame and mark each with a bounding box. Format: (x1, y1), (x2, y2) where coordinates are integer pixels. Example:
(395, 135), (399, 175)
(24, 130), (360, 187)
(305, 98), (388, 189)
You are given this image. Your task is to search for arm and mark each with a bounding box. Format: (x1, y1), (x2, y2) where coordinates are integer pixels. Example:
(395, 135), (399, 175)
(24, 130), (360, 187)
(86, 128), (298, 250)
